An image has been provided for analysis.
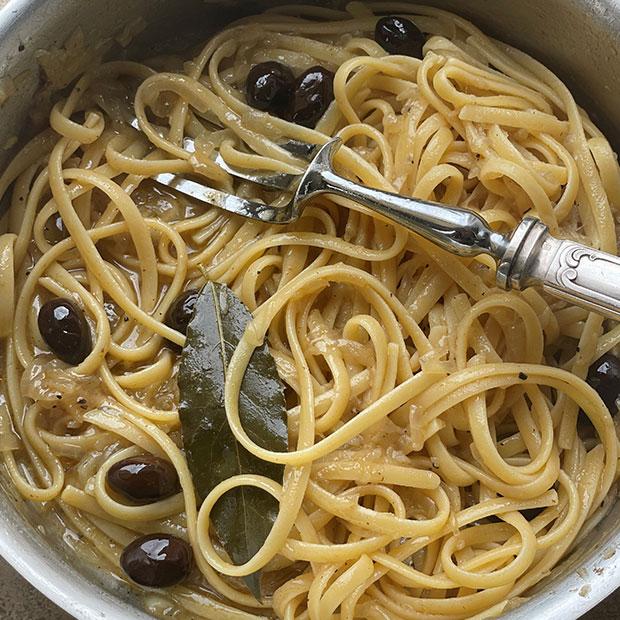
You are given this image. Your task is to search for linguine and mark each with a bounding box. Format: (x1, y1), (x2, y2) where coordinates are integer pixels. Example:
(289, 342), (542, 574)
(1, 2), (620, 618)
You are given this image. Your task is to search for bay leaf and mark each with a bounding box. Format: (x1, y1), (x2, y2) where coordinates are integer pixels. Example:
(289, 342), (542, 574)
(179, 281), (288, 600)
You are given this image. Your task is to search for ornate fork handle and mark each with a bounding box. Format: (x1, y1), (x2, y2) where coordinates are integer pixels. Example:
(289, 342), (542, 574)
(296, 140), (620, 322)
(497, 218), (620, 321)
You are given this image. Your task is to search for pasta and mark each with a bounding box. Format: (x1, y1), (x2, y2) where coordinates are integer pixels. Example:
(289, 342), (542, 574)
(1, 2), (620, 619)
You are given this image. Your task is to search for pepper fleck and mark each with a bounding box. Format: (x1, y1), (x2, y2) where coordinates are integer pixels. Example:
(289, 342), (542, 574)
(519, 372), (528, 381)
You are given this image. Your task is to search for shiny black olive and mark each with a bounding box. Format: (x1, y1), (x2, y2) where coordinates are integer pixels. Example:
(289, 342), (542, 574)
(44, 213), (68, 244)
(165, 289), (199, 336)
(107, 455), (180, 504)
(586, 353), (620, 413)
(37, 298), (92, 365)
(289, 66), (334, 128)
(375, 16), (425, 58)
(121, 534), (193, 588)
(246, 61), (295, 117)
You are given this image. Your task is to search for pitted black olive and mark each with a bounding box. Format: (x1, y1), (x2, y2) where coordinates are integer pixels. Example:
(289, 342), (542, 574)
(375, 16), (425, 58)
(107, 455), (180, 504)
(165, 290), (199, 336)
(37, 298), (92, 365)
(121, 534), (193, 588)
(586, 353), (620, 414)
(289, 66), (334, 128)
(246, 61), (295, 117)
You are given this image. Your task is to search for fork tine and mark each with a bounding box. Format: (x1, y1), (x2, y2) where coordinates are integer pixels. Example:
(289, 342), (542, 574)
(184, 135), (306, 190)
(183, 134), (318, 162)
(279, 139), (321, 159)
(152, 173), (297, 224)
(213, 153), (300, 191)
(184, 135), (318, 161)
(131, 115), (318, 159)
(129, 116), (316, 190)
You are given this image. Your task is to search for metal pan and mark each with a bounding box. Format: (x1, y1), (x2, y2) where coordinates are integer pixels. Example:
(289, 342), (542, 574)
(0, 1), (618, 618)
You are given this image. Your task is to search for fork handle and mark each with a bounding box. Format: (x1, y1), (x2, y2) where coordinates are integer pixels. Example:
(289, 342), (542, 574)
(316, 168), (509, 259)
(497, 218), (620, 321)
(304, 147), (620, 322)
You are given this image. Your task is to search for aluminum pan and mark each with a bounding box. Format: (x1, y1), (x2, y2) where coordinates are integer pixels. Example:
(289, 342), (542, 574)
(0, 0), (618, 618)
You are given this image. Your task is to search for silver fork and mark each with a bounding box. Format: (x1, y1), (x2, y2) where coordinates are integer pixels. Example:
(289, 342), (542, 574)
(184, 137), (318, 191)
(149, 137), (620, 321)
(131, 116), (317, 189)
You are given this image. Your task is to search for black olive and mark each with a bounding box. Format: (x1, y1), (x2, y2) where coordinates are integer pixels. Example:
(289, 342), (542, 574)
(489, 508), (544, 522)
(38, 298), (92, 365)
(44, 214), (68, 244)
(289, 66), (334, 128)
(165, 289), (199, 336)
(586, 353), (620, 414)
(520, 507), (544, 520)
(121, 534), (192, 588)
(375, 16), (425, 58)
(246, 61), (295, 117)
(107, 455), (180, 504)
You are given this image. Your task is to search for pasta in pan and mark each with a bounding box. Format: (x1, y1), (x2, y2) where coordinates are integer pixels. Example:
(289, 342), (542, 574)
(1, 2), (620, 618)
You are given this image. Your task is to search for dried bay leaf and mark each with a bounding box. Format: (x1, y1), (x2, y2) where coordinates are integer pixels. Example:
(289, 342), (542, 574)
(179, 281), (288, 600)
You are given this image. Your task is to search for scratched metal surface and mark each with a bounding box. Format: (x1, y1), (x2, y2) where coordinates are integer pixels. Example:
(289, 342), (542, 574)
(0, 555), (619, 619)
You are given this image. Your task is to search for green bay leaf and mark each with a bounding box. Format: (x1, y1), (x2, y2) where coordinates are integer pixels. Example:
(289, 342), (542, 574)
(179, 281), (288, 600)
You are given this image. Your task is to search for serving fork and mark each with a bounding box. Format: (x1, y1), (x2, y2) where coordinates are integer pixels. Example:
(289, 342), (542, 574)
(148, 130), (620, 321)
